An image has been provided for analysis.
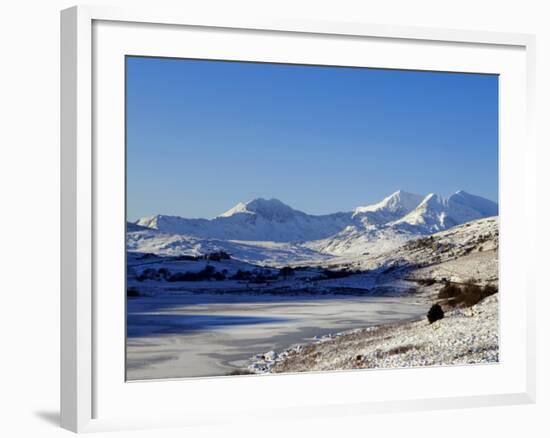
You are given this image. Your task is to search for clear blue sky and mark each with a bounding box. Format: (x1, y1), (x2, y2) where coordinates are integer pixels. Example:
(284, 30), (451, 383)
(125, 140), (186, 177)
(127, 56), (498, 221)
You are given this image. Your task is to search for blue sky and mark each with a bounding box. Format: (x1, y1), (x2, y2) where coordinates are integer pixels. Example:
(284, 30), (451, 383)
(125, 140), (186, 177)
(126, 56), (498, 221)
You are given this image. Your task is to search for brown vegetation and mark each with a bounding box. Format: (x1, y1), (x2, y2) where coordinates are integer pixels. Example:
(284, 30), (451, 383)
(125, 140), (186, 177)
(438, 281), (498, 308)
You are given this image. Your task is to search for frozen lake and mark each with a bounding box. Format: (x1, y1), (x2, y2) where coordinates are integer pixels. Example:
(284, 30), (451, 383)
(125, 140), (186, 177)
(126, 292), (428, 380)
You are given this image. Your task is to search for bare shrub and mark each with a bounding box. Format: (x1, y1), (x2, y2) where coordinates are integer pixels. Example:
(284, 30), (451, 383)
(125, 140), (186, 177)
(427, 304), (444, 324)
(438, 283), (462, 299)
(441, 282), (498, 308)
(462, 283), (484, 307)
(482, 284), (498, 296)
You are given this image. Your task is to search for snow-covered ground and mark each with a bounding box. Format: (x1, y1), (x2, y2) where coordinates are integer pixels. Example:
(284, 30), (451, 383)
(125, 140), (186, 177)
(249, 294), (498, 374)
(323, 216), (499, 283)
(126, 230), (331, 266)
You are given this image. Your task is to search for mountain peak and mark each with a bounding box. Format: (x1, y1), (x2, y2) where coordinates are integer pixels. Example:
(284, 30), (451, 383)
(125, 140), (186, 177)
(218, 198), (299, 220)
(247, 197), (289, 210)
(390, 189), (411, 197)
(354, 190), (424, 216)
(392, 191), (497, 232)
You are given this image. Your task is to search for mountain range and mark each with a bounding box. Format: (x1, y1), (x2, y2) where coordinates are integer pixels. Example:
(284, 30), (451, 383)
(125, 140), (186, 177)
(129, 190), (497, 263)
(135, 190), (497, 238)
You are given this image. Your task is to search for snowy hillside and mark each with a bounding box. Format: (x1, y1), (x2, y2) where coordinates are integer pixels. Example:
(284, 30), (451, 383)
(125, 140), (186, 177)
(129, 190), (498, 263)
(126, 226), (331, 266)
(354, 216), (499, 284)
(250, 294), (498, 374)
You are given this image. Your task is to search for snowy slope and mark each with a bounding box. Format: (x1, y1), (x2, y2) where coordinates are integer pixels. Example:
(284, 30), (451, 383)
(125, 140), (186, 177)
(252, 294), (498, 374)
(351, 216), (499, 284)
(304, 225), (413, 257)
(126, 226), (331, 266)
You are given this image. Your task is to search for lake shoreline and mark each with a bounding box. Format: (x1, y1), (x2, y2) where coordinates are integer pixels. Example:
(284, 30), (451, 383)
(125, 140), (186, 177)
(247, 294), (498, 374)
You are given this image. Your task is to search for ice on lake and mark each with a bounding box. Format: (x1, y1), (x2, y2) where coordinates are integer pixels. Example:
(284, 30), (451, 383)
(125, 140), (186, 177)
(126, 292), (428, 380)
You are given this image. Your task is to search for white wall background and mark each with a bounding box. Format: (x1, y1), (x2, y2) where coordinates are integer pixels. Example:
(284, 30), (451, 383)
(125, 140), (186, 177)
(0, 0), (547, 436)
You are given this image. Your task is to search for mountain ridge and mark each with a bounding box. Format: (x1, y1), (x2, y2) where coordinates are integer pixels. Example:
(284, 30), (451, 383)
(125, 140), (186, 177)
(129, 190), (498, 263)
(135, 190), (497, 241)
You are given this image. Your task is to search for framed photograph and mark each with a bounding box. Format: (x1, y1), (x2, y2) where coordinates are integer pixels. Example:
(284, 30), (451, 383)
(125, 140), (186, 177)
(61, 5), (536, 433)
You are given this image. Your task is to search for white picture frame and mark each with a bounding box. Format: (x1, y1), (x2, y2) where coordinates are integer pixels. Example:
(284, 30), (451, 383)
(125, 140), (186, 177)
(60, 4), (536, 433)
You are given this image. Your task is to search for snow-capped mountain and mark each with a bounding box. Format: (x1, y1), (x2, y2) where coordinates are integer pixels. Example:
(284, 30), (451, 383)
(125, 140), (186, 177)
(392, 191), (498, 233)
(217, 198), (295, 219)
(308, 190), (497, 256)
(130, 190), (498, 262)
(136, 198), (350, 242)
(352, 190), (424, 227)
